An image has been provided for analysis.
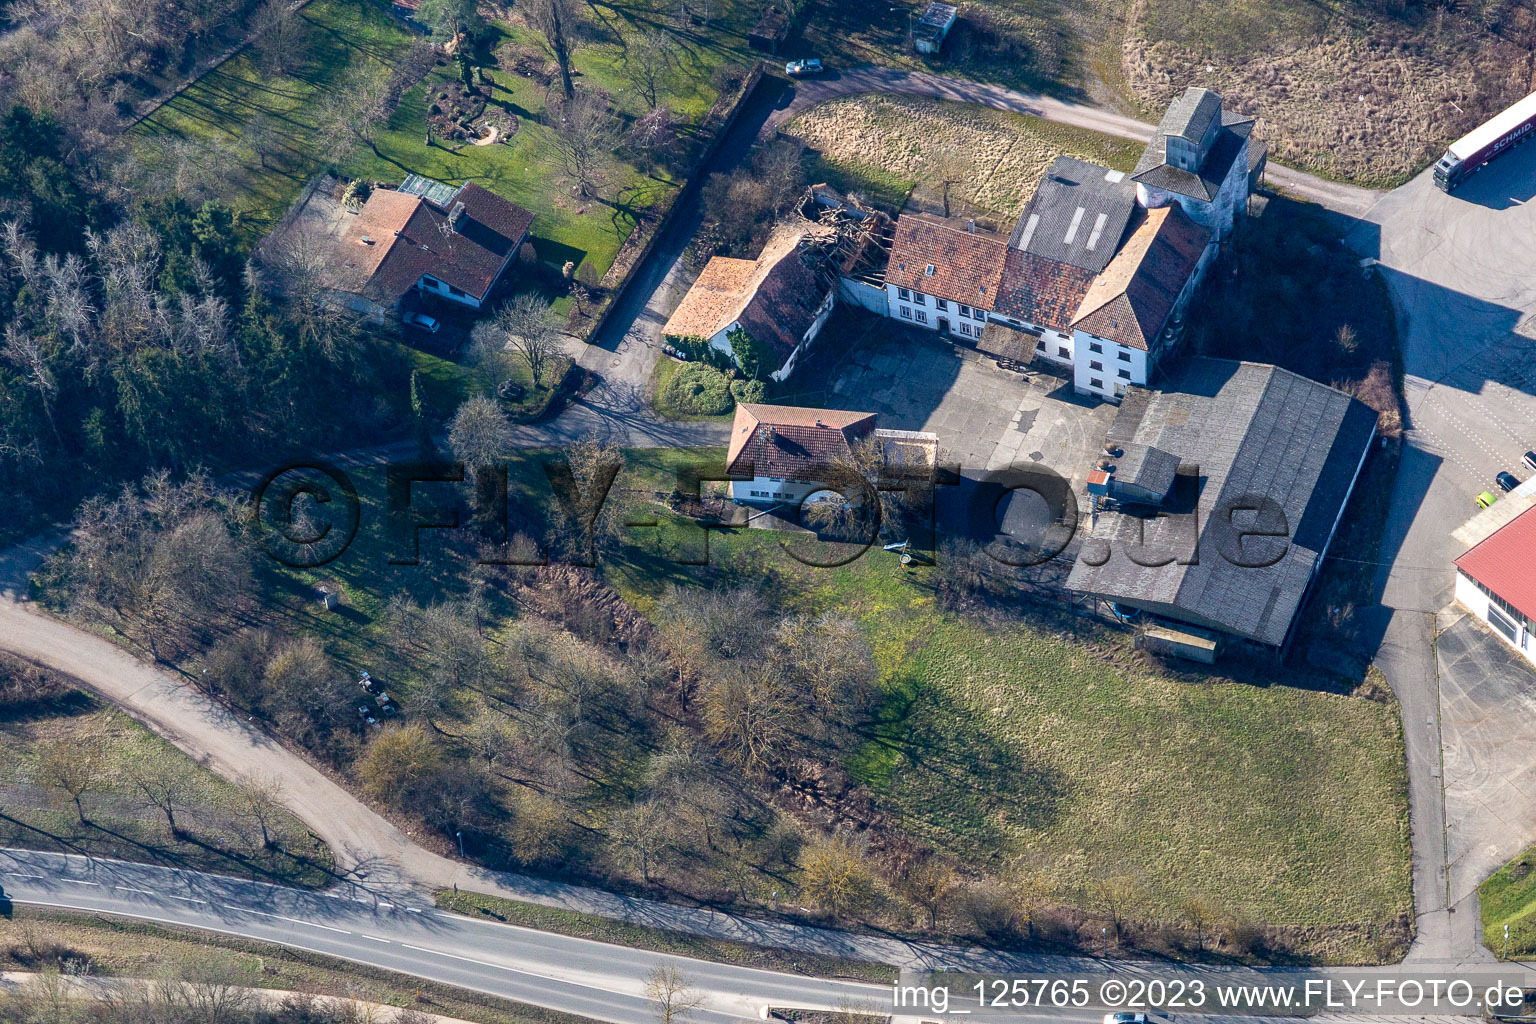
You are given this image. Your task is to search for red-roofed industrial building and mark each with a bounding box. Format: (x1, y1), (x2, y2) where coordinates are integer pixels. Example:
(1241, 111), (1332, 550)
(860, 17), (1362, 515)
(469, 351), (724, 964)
(1455, 504), (1536, 665)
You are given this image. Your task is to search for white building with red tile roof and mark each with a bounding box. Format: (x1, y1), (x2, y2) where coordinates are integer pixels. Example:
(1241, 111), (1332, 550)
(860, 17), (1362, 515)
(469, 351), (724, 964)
(663, 225), (837, 381)
(1455, 499), (1536, 666)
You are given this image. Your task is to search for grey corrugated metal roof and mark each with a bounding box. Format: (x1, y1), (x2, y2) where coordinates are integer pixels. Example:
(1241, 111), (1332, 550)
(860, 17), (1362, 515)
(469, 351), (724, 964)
(1066, 359), (1377, 648)
(1009, 156), (1136, 273)
(1132, 108), (1255, 202)
(1111, 442), (1179, 499)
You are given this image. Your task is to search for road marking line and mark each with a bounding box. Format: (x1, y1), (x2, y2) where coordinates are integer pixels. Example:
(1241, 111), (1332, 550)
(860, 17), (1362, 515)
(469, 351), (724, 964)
(360, 934), (392, 943)
(221, 905), (352, 935)
(62, 879), (100, 886)
(113, 886), (155, 895)
(163, 895), (207, 904)
(400, 943), (503, 971)
(5, 873), (44, 880)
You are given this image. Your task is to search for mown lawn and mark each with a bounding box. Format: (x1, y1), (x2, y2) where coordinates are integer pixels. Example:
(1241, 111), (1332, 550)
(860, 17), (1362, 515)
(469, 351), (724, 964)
(134, 0), (417, 236)
(603, 524), (1412, 962)
(1478, 846), (1536, 957)
(0, 682), (333, 888)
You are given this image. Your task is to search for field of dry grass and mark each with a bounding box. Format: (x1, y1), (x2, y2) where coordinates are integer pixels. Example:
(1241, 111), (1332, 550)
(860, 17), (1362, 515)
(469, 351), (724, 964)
(1122, 0), (1536, 187)
(783, 94), (1143, 220)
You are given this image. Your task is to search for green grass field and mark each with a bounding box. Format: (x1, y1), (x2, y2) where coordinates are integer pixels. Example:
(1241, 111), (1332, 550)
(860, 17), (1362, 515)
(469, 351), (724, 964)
(0, 679), (332, 887)
(603, 524), (1412, 961)
(134, 0), (416, 236)
(1478, 846), (1536, 957)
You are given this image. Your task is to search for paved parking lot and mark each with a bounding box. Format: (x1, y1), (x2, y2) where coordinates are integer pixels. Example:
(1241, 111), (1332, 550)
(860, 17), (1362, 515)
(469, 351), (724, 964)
(1438, 611), (1536, 903)
(1359, 146), (1536, 617)
(825, 329), (1116, 486)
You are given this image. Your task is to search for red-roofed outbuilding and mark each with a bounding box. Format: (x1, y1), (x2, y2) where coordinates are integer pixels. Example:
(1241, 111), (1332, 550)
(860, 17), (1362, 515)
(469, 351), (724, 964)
(1455, 503), (1536, 663)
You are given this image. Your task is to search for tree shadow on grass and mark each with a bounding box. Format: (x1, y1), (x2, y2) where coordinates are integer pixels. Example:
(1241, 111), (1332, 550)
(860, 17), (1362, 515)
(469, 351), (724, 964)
(854, 667), (1066, 862)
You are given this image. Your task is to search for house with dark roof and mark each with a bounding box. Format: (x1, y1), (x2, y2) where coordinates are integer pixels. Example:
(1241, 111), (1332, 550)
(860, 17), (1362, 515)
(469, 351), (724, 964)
(1065, 359), (1376, 653)
(663, 224), (837, 381)
(884, 214), (1007, 343)
(1132, 87), (1261, 241)
(1455, 500), (1536, 667)
(986, 156), (1139, 368)
(726, 404), (878, 505)
(725, 404), (938, 507)
(267, 178), (533, 319)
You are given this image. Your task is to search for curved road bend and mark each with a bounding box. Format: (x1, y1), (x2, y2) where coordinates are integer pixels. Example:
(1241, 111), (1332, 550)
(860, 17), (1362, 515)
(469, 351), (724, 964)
(0, 578), (1099, 974)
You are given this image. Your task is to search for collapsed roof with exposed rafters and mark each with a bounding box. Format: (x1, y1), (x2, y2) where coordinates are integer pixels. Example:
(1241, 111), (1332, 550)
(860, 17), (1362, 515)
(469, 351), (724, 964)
(886, 214), (1009, 310)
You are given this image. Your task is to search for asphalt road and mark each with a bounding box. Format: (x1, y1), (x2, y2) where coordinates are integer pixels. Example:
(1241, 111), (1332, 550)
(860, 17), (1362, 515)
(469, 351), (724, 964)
(0, 849), (884, 1024)
(5, 850), (1523, 1024)
(762, 68), (1382, 217)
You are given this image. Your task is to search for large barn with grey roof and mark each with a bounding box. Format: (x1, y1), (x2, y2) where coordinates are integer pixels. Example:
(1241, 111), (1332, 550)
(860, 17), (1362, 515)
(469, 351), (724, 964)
(1065, 358), (1376, 653)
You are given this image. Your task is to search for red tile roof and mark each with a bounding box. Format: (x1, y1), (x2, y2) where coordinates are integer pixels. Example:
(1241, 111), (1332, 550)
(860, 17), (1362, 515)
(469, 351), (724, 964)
(994, 249), (1096, 332)
(725, 404), (878, 480)
(1071, 204), (1211, 351)
(662, 226), (828, 359)
(1456, 504), (1536, 624)
(885, 215), (1008, 311)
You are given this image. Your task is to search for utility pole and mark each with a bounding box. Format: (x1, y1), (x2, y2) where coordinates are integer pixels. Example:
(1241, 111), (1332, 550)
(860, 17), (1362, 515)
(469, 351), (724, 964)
(457, 830), (465, 858)
(1505, 924), (1510, 960)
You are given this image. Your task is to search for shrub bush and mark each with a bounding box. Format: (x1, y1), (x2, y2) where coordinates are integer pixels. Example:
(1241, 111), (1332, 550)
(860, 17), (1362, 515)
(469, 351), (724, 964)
(660, 362), (734, 416)
(730, 378), (766, 404)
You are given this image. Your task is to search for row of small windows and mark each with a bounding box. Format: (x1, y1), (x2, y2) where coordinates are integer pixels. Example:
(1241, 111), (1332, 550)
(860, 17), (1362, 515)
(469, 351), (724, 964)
(895, 288), (985, 320)
(1086, 341), (1133, 362)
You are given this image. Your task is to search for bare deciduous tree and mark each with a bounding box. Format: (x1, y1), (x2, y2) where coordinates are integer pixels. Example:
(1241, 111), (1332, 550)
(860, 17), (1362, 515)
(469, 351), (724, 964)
(449, 394), (515, 469)
(494, 292), (561, 389)
(645, 964), (704, 1024)
(546, 88), (615, 198)
(251, 0), (304, 75)
(317, 64), (393, 157)
(929, 144), (975, 218)
(36, 737), (102, 824)
(623, 31), (671, 106)
(235, 772), (287, 849)
(131, 758), (198, 836)
(526, 0), (579, 98)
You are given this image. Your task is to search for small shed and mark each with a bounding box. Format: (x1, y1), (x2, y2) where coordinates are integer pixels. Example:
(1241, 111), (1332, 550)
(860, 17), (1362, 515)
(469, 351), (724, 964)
(912, 1), (957, 54)
(1136, 621), (1222, 663)
(749, 6), (791, 51)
